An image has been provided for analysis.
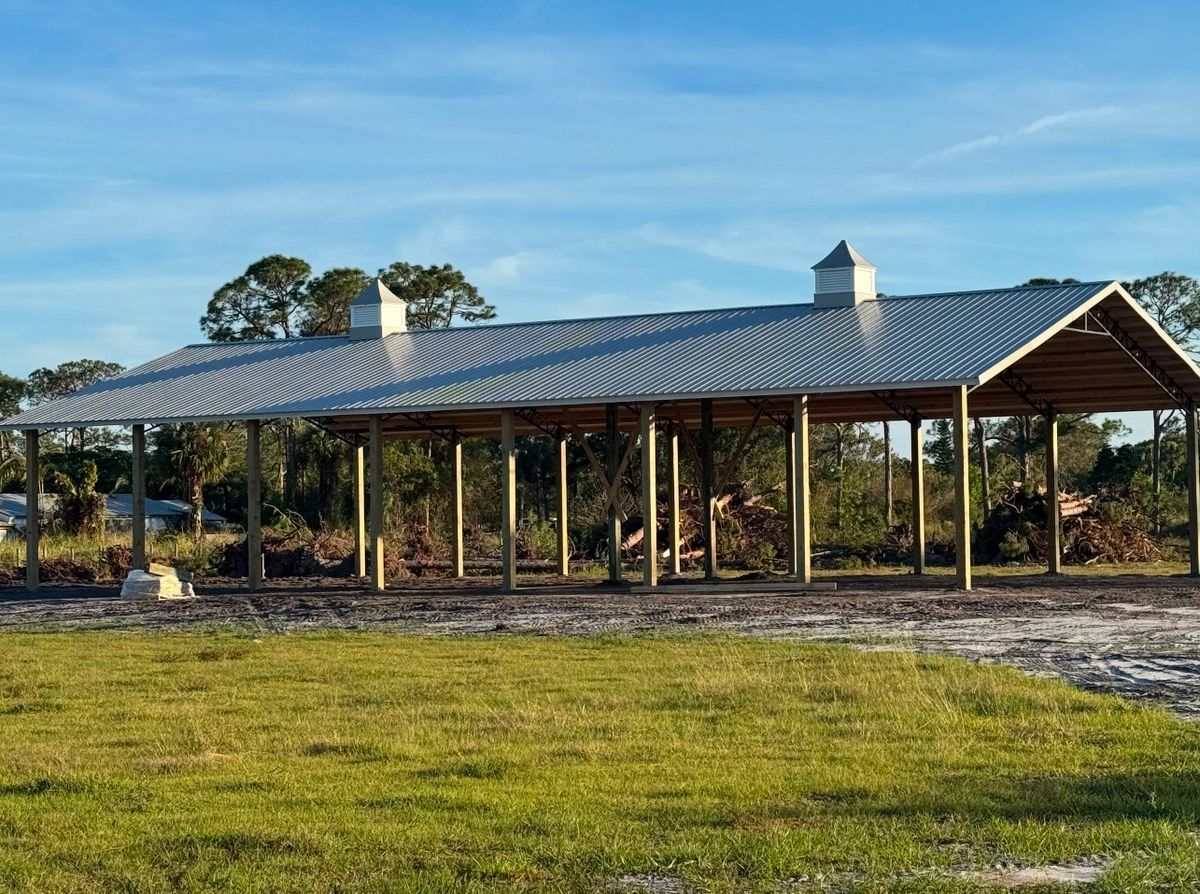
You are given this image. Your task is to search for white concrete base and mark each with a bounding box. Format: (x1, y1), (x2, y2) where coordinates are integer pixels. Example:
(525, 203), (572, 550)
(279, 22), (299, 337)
(120, 569), (195, 600)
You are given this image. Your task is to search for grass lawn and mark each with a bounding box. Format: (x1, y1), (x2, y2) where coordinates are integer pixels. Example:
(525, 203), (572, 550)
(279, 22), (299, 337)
(1, 635), (1199, 893)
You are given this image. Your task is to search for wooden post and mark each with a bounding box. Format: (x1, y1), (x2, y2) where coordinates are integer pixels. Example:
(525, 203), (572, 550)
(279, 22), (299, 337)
(24, 430), (38, 593)
(369, 416), (385, 592)
(882, 421), (893, 528)
(700, 398), (717, 580)
(605, 404), (622, 583)
(951, 386), (972, 590)
(641, 404), (658, 587)
(910, 419), (926, 575)
(246, 420), (263, 592)
(792, 397), (811, 584)
(353, 442), (366, 578)
(1045, 411), (1062, 575)
(555, 430), (569, 577)
(1187, 405), (1200, 578)
(131, 423), (146, 571)
(667, 424), (681, 576)
(784, 418), (797, 577)
(451, 433), (465, 578)
(500, 410), (517, 592)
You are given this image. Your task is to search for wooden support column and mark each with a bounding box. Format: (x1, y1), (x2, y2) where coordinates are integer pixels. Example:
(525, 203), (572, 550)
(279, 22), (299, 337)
(882, 421), (893, 528)
(784, 418), (797, 577)
(641, 404), (658, 587)
(699, 398), (717, 580)
(500, 410), (517, 592)
(667, 425), (681, 576)
(451, 433), (465, 578)
(1045, 411), (1062, 575)
(605, 404), (622, 583)
(951, 386), (972, 591)
(131, 424), (146, 571)
(353, 442), (366, 578)
(555, 430), (569, 577)
(24, 430), (38, 593)
(369, 416), (385, 592)
(792, 397), (811, 584)
(246, 420), (263, 592)
(910, 419), (926, 575)
(1188, 405), (1200, 578)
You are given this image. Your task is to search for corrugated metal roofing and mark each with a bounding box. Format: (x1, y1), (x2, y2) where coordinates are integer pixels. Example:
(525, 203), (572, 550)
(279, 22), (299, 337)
(1, 281), (1114, 429)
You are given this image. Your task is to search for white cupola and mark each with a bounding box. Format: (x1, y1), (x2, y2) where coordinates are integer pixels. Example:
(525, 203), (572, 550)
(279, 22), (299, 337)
(348, 278), (407, 340)
(811, 240), (877, 308)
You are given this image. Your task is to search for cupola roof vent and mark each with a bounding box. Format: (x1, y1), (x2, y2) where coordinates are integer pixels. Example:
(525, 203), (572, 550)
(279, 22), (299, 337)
(812, 240), (877, 308)
(348, 278), (407, 340)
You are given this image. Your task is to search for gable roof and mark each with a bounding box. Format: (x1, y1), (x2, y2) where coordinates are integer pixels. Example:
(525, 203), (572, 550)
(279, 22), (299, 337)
(1, 280), (1195, 431)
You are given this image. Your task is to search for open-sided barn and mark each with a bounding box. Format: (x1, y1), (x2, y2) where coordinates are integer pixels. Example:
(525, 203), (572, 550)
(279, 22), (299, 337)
(5, 241), (1200, 593)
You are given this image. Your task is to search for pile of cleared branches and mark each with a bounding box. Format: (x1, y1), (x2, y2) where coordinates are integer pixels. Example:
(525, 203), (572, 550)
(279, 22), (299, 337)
(979, 482), (1159, 565)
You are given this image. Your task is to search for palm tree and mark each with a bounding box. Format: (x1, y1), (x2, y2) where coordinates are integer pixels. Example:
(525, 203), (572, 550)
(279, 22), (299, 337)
(169, 424), (231, 539)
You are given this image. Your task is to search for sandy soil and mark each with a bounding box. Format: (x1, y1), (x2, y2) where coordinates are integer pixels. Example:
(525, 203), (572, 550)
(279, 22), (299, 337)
(3, 573), (1200, 717)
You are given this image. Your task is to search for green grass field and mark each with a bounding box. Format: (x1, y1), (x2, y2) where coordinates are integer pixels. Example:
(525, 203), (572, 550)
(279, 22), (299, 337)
(1, 634), (1199, 893)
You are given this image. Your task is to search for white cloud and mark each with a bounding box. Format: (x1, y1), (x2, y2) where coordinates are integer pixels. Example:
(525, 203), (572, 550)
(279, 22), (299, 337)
(915, 105), (1121, 166)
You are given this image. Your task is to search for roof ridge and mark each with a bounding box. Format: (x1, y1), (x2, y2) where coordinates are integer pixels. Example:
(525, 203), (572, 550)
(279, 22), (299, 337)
(174, 280), (1113, 349)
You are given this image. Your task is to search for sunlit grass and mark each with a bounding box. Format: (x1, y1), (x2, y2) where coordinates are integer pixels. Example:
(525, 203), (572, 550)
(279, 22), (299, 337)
(1, 634), (1199, 892)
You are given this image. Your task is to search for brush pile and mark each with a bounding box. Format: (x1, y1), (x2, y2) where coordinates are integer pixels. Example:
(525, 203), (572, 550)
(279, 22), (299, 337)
(217, 526), (356, 577)
(978, 483), (1160, 565)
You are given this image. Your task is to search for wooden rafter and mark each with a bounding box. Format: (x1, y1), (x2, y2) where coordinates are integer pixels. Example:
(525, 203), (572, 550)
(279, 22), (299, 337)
(742, 397), (789, 428)
(996, 370), (1057, 420)
(1087, 306), (1192, 410)
(399, 412), (458, 442)
(870, 390), (921, 425)
(514, 408), (563, 439)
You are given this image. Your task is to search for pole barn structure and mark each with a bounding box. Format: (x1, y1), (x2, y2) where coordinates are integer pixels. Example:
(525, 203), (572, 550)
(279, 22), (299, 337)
(6, 241), (1200, 594)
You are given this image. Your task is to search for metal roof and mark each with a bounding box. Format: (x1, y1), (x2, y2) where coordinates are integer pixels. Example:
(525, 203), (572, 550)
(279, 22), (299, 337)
(812, 239), (874, 270)
(0, 281), (1123, 430)
(0, 493), (225, 524)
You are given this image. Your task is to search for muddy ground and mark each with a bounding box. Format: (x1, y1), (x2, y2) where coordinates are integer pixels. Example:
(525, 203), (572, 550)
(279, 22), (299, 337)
(3, 573), (1200, 717)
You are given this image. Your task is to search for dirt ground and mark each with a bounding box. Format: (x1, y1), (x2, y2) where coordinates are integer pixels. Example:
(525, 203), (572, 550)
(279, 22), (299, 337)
(3, 572), (1200, 717)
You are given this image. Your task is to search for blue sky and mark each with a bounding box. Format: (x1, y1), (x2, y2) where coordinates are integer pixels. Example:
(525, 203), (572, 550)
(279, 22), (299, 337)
(2, 0), (1199, 442)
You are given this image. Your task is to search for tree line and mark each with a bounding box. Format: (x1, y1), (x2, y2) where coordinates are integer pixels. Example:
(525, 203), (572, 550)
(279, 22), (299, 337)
(1, 264), (1199, 566)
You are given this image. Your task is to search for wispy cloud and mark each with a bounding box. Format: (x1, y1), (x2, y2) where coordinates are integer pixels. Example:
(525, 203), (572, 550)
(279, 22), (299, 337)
(915, 105), (1121, 166)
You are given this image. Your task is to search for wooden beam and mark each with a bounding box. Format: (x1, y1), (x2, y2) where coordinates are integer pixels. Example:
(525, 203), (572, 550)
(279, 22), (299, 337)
(603, 432), (638, 516)
(1046, 411), (1062, 575)
(451, 433), (465, 578)
(700, 398), (717, 580)
(131, 424), (146, 571)
(716, 406), (762, 486)
(1187, 406), (1200, 578)
(246, 420), (263, 592)
(793, 397), (811, 584)
(605, 405), (622, 583)
(951, 387), (972, 591)
(670, 401), (704, 472)
(369, 416), (385, 592)
(24, 430), (38, 593)
(353, 442), (366, 578)
(641, 404), (658, 587)
(784, 418), (797, 577)
(555, 430), (569, 576)
(667, 424), (681, 576)
(910, 419), (926, 575)
(500, 410), (517, 592)
(882, 421), (893, 528)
